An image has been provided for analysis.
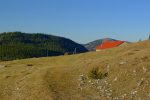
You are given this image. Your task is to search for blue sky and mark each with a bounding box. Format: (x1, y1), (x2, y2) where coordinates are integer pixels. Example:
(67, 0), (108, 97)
(0, 0), (150, 43)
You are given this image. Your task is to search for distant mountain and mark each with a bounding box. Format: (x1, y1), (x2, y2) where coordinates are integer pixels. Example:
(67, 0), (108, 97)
(83, 38), (117, 51)
(0, 32), (88, 61)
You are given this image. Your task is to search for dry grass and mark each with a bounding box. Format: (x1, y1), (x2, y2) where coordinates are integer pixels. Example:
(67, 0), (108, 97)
(0, 40), (150, 100)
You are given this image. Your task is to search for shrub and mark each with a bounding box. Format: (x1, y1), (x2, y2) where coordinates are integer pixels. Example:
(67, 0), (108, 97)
(88, 67), (108, 79)
(27, 64), (33, 66)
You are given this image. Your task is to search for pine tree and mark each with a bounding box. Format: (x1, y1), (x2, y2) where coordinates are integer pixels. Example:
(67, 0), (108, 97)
(149, 35), (150, 40)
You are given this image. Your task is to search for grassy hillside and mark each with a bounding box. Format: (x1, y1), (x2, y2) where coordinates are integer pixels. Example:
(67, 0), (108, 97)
(0, 32), (88, 61)
(0, 40), (150, 100)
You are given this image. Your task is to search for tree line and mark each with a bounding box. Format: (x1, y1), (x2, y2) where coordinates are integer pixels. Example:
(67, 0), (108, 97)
(0, 32), (88, 61)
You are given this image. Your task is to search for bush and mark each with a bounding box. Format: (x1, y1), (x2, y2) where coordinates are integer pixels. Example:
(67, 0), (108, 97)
(27, 64), (33, 66)
(88, 67), (108, 79)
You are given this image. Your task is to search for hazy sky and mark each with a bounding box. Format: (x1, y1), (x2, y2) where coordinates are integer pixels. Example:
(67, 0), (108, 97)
(0, 0), (150, 43)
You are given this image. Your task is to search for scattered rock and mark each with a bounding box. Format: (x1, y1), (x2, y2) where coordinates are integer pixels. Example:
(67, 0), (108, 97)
(113, 77), (118, 82)
(95, 79), (100, 84)
(133, 69), (136, 73)
(91, 82), (94, 85)
(123, 93), (127, 97)
(131, 90), (138, 98)
(147, 93), (150, 97)
(88, 80), (91, 83)
(137, 78), (144, 86)
(143, 67), (147, 73)
(78, 74), (86, 81)
(97, 86), (102, 90)
(107, 65), (110, 72)
(119, 61), (127, 65)
(133, 69), (137, 76)
(16, 87), (19, 90)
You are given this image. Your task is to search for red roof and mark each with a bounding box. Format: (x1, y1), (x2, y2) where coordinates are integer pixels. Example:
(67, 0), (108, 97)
(96, 40), (125, 50)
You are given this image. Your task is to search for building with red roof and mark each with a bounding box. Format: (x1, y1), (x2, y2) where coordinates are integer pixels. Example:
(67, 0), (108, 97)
(96, 39), (125, 51)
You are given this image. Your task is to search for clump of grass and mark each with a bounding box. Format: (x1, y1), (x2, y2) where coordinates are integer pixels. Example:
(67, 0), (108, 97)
(27, 64), (33, 66)
(5, 75), (11, 79)
(4, 65), (10, 68)
(88, 67), (108, 79)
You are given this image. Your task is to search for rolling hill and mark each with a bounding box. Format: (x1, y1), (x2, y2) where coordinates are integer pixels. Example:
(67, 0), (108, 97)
(0, 32), (88, 61)
(0, 40), (150, 100)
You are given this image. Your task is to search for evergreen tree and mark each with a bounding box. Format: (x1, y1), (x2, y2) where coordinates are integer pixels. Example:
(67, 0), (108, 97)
(0, 32), (88, 61)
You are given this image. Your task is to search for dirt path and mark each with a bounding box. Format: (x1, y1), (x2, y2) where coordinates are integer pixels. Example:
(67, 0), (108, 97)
(0, 64), (53, 100)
